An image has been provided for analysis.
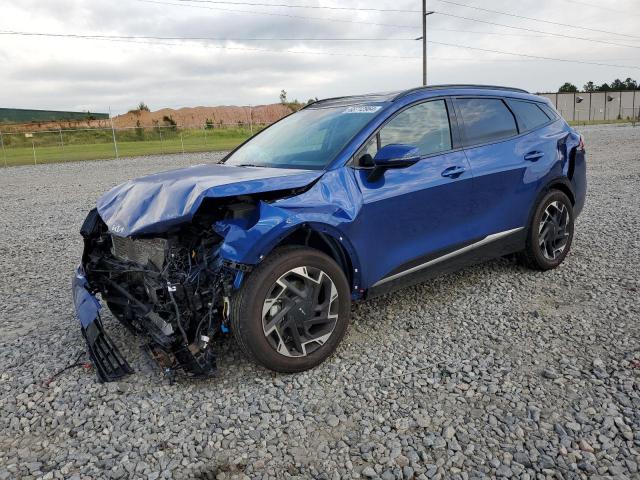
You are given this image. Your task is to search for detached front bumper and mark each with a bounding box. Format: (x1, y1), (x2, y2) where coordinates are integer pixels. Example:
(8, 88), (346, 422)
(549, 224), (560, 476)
(72, 266), (133, 382)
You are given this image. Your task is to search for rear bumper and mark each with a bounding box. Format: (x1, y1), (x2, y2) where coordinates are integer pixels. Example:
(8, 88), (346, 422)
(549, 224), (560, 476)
(72, 266), (133, 382)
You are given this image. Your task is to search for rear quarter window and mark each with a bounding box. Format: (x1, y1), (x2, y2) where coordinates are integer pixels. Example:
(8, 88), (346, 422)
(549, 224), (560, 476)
(457, 98), (518, 146)
(539, 104), (560, 120)
(509, 100), (551, 132)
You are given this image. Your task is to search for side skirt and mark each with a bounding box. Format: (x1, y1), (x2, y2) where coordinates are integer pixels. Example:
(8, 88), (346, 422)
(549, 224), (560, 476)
(366, 227), (526, 299)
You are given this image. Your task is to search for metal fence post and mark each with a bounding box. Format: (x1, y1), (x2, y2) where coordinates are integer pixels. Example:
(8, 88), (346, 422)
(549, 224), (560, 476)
(109, 108), (119, 159)
(0, 131), (7, 168)
(618, 91), (622, 119)
(180, 131), (185, 154)
(59, 128), (64, 152)
(203, 125), (207, 145)
(32, 139), (37, 165)
(159, 129), (164, 154)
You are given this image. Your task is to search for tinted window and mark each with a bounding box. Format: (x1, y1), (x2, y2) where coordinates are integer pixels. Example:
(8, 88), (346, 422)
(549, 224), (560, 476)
(458, 98), (518, 146)
(360, 100), (452, 161)
(509, 100), (550, 131)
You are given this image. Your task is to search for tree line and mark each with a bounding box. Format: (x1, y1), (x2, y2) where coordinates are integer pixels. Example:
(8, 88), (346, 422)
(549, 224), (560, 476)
(558, 78), (638, 93)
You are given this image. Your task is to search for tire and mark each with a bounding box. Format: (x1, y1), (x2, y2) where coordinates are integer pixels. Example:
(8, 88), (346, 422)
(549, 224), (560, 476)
(230, 246), (351, 373)
(518, 189), (574, 270)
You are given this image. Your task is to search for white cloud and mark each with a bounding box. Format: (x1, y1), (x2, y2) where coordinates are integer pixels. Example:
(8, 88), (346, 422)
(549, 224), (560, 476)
(0, 0), (638, 114)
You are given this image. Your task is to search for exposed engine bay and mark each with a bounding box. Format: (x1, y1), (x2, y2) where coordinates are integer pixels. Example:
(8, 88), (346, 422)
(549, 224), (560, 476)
(78, 200), (257, 381)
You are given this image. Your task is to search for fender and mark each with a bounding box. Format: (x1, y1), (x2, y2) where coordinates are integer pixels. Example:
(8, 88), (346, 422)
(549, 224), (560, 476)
(213, 202), (363, 292)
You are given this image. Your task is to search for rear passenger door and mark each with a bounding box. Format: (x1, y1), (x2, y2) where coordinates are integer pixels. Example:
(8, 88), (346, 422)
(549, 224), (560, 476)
(454, 97), (556, 239)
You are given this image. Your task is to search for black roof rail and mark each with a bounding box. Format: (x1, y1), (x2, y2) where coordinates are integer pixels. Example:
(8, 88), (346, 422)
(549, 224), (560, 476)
(304, 85), (530, 109)
(303, 92), (397, 109)
(393, 84), (529, 100)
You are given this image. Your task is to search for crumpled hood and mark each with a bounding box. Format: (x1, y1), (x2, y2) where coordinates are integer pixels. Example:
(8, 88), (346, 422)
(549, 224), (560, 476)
(97, 163), (323, 236)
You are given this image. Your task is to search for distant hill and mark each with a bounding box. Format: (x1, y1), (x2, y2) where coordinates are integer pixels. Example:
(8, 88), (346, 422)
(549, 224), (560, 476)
(113, 104), (292, 129)
(0, 103), (293, 133)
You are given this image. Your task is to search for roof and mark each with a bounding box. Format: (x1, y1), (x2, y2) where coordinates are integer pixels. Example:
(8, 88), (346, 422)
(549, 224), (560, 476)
(307, 84), (530, 109)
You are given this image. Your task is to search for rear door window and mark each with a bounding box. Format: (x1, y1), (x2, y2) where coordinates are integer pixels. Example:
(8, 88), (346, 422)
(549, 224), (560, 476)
(457, 98), (518, 146)
(508, 100), (551, 132)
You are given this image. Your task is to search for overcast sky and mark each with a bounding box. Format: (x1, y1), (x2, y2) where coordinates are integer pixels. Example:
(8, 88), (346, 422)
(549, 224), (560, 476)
(1, 0), (639, 114)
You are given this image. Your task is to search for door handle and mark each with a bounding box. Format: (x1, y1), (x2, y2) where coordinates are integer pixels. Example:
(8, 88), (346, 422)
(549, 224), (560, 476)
(441, 166), (466, 178)
(524, 151), (544, 161)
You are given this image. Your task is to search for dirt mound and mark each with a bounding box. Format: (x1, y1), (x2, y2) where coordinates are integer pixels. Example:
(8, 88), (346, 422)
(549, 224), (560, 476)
(113, 104), (292, 129)
(0, 104), (292, 133)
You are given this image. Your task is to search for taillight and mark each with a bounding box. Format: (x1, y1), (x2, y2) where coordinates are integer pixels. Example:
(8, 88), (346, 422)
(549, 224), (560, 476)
(578, 135), (585, 152)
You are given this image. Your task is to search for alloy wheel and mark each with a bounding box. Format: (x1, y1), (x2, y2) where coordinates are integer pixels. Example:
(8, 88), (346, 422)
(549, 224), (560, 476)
(261, 266), (339, 357)
(538, 200), (571, 261)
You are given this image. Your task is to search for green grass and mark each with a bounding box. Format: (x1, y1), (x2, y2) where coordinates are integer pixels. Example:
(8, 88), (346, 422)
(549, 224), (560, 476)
(0, 127), (257, 167)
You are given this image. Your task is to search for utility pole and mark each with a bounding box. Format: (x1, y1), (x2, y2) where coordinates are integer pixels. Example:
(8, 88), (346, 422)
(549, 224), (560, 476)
(422, 0), (427, 86)
(109, 107), (119, 159)
(418, 5), (434, 86)
(0, 131), (7, 168)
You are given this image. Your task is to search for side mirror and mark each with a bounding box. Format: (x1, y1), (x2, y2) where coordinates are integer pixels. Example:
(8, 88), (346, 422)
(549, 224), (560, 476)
(368, 144), (420, 181)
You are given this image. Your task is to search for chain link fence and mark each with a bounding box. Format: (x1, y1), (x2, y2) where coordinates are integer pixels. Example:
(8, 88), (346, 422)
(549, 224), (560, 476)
(0, 123), (269, 168)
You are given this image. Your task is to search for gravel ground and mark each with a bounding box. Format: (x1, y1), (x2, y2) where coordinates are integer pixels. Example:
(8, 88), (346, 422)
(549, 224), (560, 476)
(0, 124), (638, 480)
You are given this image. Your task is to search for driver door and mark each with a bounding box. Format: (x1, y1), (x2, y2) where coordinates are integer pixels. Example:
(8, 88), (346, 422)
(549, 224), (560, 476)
(347, 98), (476, 289)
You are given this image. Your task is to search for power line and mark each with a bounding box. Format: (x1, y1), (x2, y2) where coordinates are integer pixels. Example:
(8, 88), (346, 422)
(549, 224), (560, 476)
(0, 31), (422, 58)
(431, 0), (640, 40)
(174, 0), (418, 13)
(2, 29), (638, 71)
(559, 0), (640, 17)
(434, 11), (640, 49)
(140, 0), (421, 30)
(429, 28), (547, 38)
(2, 29), (632, 48)
(151, 0), (640, 47)
(0, 31), (418, 41)
(428, 39), (640, 70)
(430, 28), (636, 42)
(170, 0), (640, 41)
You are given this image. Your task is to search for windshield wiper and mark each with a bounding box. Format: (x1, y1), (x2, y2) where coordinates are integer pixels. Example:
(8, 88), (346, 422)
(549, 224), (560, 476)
(237, 163), (266, 168)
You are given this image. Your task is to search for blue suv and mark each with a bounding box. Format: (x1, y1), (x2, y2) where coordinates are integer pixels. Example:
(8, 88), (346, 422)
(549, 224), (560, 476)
(73, 85), (586, 381)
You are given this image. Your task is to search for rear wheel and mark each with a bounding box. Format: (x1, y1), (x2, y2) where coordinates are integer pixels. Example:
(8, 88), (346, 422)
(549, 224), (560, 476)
(519, 190), (574, 270)
(230, 246), (351, 372)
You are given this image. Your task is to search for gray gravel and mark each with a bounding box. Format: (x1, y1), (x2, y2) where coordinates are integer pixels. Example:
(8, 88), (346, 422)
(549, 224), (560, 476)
(1, 125), (639, 479)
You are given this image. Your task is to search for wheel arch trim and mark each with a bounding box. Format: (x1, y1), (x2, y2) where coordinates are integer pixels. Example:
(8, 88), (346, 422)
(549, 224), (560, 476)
(524, 177), (576, 239)
(264, 222), (363, 295)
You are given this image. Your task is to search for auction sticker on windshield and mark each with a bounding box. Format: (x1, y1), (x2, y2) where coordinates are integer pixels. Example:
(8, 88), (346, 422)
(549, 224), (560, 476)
(343, 105), (382, 114)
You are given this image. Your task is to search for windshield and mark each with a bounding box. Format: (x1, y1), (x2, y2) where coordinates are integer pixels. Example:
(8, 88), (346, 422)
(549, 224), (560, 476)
(224, 104), (386, 170)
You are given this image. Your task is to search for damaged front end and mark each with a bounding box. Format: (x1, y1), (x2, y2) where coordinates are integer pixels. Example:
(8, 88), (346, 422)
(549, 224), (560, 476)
(74, 207), (245, 382)
(71, 162), (329, 382)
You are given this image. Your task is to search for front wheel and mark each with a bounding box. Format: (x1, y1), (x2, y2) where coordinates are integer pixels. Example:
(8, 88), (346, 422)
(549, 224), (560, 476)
(519, 189), (574, 270)
(230, 246), (351, 372)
